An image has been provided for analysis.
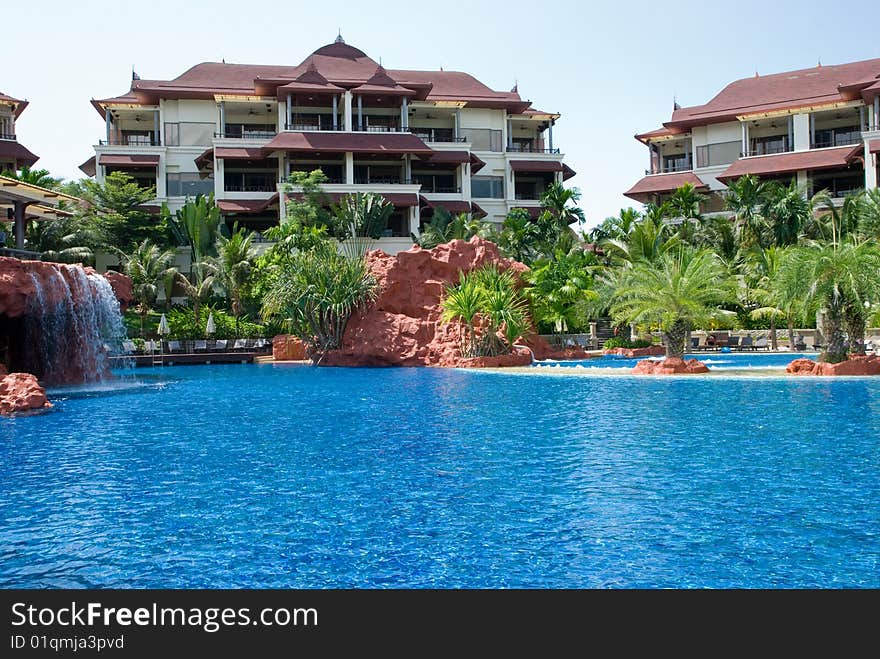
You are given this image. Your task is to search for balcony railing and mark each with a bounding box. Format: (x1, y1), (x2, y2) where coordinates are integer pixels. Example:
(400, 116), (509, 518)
(742, 142), (793, 157)
(506, 145), (561, 154)
(419, 185), (462, 194)
(0, 131), (15, 141)
(100, 135), (161, 146)
(215, 130), (276, 139)
(224, 183), (277, 192)
(408, 127), (464, 143)
(811, 132), (862, 149)
(351, 124), (404, 133)
(695, 140), (740, 168)
(515, 192), (543, 200)
(353, 177), (413, 185)
(285, 123), (339, 131)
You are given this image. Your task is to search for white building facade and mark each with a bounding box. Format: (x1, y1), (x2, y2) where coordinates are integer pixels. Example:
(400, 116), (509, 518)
(82, 37), (573, 254)
(625, 58), (880, 208)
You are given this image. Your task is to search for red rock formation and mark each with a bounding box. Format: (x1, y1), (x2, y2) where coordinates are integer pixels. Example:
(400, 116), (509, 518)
(632, 357), (710, 375)
(786, 356), (880, 376)
(99, 269), (133, 312)
(272, 335), (307, 361)
(0, 372), (52, 416)
(322, 237), (531, 367)
(0, 257), (130, 318)
(604, 345), (666, 358)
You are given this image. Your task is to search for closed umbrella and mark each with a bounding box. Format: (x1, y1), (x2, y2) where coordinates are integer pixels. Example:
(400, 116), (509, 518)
(158, 313), (170, 336)
(206, 312), (216, 337)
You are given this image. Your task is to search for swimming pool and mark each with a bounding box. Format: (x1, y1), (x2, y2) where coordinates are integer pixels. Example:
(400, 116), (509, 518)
(535, 352), (820, 371)
(1, 363), (878, 588)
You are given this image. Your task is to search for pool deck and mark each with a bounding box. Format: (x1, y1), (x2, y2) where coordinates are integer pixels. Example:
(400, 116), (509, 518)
(110, 352), (260, 367)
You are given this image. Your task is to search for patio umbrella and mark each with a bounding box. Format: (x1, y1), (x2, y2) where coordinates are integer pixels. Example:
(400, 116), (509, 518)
(206, 312), (216, 337)
(158, 313), (170, 336)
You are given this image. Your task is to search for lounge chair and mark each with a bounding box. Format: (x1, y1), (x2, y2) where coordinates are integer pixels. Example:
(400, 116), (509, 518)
(727, 336), (741, 350)
(754, 337), (769, 350)
(194, 340), (207, 351)
(739, 336), (754, 351)
(690, 337), (700, 351)
(167, 340), (182, 353)
(233, 338), (248, 351)
(793, 335), (807, 351)
(213, 339), (228, 352)
(122, 340), (137, 353)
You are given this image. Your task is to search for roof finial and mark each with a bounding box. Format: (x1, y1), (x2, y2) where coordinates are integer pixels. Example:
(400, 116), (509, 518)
(335, 29), (345, 44)
(132, 66), (140, 81)
(673, 94), (680, 111)
(511, 78), (518, 93)
(817, 58), (822, 67)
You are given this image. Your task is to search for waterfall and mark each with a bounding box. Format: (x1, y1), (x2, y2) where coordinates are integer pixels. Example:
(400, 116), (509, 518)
(23, 265), (128, 385)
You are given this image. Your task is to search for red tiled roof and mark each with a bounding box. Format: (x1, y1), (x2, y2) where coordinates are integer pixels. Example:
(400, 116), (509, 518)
(716, 145), (863, 183)
(562, 163), (576, 181)
(623, 171), (707, 203)
(635, 126), (685, 143)
(90, 91), (143, 119)
(469, 153), (485, 174)
(215, 147), (270, 160)
(194, 148), (213, 171)
(509, 159), (564, 172)
(350, 66), (416, 97)
(264, 131), (432, 155)
(421, 150), (470, 165)
(290, 190), (418, 207)
(469, 202), (486, 218)
(98, 154), (160, 167)
(419, 197), (472, 214)
(868, 139), (880, 154)
(217, 194), (278, 214)
(666, 58), (880, 128)
(0, 140), (39, 167)
(79, 156), (96, 177)
(0, 93), (28, 118)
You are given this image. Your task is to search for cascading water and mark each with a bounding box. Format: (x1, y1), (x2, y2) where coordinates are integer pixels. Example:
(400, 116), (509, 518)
(22, 265), (128, 385)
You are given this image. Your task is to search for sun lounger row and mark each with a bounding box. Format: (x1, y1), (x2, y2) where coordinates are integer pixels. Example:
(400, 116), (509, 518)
(122, 338), (272, 354)
(690, 335), (769, 351)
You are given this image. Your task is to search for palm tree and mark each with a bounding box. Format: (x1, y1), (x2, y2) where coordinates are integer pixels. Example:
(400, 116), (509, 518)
(601, 216), (677, 266)
(667, 183), (707, 224)
(776, 240), (880, 362)
(117, 240), (178, 337)
(761, 181), (811, 246)
(498, 208), (542, 263)
(261, 242), (376, 363)
(611, 248), (733, 359)
(539, 182), (585, 226)
(725, 174), (770, 247)
(525, 247), (598, 335)
(744, 245), (787, 350)
(163, 194), (223, 263)
(176, 260), (218, 327)
(589, 207), (641, 243)
(1, 165), (61, 189)
(334, 192), (394, 258)
(216, 224), (257, 334)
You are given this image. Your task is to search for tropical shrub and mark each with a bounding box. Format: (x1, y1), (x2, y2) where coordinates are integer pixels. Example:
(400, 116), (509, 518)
(602, 337), (652, 350)
(165, 306), (266, 340)
(440, 265), (530, 357)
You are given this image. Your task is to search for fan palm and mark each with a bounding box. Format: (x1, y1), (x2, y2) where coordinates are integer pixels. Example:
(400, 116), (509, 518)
(539, 182), (585, 226)
(117, 240), (178, 337)
(176, 259), (218, 326)
(725, 174), (770, 247)
(611, 248), (733, 358)
(216, 224), (258, 333)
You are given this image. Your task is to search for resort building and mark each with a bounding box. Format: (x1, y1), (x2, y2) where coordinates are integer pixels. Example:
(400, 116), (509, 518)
(625, 58), (880, 209)
(0, 92), (39, 173)
(81, 36), (573, 253)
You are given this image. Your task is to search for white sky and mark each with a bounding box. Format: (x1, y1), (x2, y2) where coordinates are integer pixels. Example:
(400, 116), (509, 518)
(3, 0), (875, 227)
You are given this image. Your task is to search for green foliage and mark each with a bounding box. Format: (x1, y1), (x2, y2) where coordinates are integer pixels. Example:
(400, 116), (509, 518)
(540, 182), (585, 226)
(441, 265), (530, 357)
(215, 224), (257, 321)
(165, 306), (266, 340)
(602, 337), (652, 349)
(162, 193), (223, 262)
(611, 247), (734, 358)
(414, 208), (495, 250)
(334, 192), (394, 258)
(117, 239), (178, 337)
(0, 166), (62, 188)
(261, 242), (377, 362)
(524, 247), (598, 334)
(280, 170), (335, 231)
(79, 172), (165, 250)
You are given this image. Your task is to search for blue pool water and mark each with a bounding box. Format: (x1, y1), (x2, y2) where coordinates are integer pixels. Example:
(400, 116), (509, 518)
(1, 363), (878, 588)
(536, 352), (820, 370)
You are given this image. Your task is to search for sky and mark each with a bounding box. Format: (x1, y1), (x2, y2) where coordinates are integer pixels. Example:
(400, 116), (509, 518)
(3, 0), (876, 228)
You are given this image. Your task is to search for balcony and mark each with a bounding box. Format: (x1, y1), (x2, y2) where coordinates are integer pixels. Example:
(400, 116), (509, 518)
(812, 129), (862, 150)
(353, 177), (413, 185)
(216, 125), (276, 140)
(224, 183), (277, 192)
(100, 133), (161, 147)
(695, 140), (740, 169)
(506, 144), (560, 154)
(408, 127), (464, 143)
(742, 139), (793, 157)
(0, 131), (15, 141)
(285, 122), (336, 131)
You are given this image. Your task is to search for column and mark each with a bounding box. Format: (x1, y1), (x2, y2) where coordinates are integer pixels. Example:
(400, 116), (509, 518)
(332, 95), (338, 130)
(506, 117), (512, 149)
(548, 121), (554, 152)
(455, 108), (461, 140)
(741, 121), (748, 156)
(401, 97), (408, 130)
(345, 152), (354, 184)
(13, 201), (26, 249)
(404, 154), (411, 183)
(787, 115), (794, 151)
(792, 113), (811, 151)
(105, 111), (112, 143)
(462, 162), (471, 199)
(214, 156), (224, 198)
(859, 106), (866, 131)
(344, 91), (353, 131)
(809, 114), (816, 148)
(155, 155), (167, 198)
(874, 97), (879, 129)
(409, 206), (420, 238)
(286, 94), (292, 129)
(357, 95), (363, 131)
(218, 102), (225, 138)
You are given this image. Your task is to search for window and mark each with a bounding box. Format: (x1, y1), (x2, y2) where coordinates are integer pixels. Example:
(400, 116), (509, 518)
(163, 122), (214, 146)
(459, 128), (503, 152)
(471, 176), (504, 198)
(695, 141), (740, 168)
(751, 135), (789, 156)
(166, 173), (214, 197)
